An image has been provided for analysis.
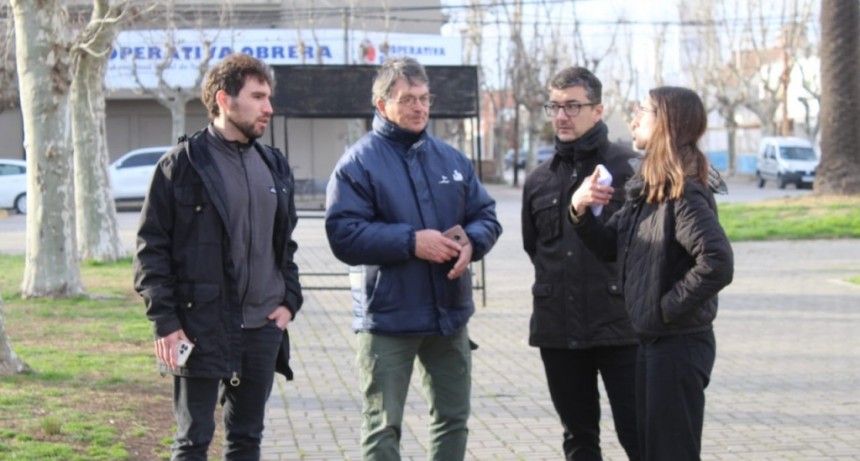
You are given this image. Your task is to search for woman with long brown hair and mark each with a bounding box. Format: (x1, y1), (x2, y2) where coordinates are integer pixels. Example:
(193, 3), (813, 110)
(568, 86), (734, 461)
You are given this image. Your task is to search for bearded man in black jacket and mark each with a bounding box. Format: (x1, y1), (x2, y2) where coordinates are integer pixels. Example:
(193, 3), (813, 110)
(134, 53), (302, 460)
(521, 66), (639, 461)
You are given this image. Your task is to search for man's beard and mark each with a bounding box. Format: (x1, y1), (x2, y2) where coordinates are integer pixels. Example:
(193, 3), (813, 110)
(228, 114), (265, 141)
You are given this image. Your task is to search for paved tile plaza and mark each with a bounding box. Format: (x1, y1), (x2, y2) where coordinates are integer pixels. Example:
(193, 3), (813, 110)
(261, 183), (860, 461)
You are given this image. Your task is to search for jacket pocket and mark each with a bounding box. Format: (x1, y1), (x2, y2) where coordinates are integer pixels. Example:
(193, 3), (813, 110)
(174, 183), (221, 244)
(364, 266), (401, 314)
(532, 283), (552, 298)
(175, 282), (221, 348)
(530, 195), (560, 243)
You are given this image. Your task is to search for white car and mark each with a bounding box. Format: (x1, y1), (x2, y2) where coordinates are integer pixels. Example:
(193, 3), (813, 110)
(756, 137), (818, 189)
(109, 147), (170, 201)
(0, 159), (27, 214)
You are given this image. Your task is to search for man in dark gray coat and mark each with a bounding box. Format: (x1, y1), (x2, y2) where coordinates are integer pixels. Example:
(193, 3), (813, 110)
(134, 53), (302, 460)
(521, 66), (639, 461)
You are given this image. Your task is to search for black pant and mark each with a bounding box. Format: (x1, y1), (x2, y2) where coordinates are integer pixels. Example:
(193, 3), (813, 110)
(636, 330), (716, 461)
(540, 346), (640, 461)
(171, 322), (283, 461)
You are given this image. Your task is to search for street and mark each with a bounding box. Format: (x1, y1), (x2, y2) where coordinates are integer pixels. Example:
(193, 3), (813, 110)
(0, 175), (814, 255)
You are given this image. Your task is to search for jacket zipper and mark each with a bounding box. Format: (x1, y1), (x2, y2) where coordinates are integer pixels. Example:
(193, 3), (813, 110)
(238, 147), (253, 322)
(233, 146), (253, 387)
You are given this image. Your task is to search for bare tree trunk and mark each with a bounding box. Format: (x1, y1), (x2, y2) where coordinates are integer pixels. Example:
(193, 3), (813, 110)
(512, 104), (521, 186)
(817, 0), (860, 194)
(168, 97), (188, 145)
(130, 2), (222, 145)
(0, 298), (31, 375)
(718, 103), (740, 176)
(726, 116), (738, 176)
(0, 17), (19, 113)
(745, 100), (781, 137)
(71, 0), (128, 262)
(11, 0), (84, 297)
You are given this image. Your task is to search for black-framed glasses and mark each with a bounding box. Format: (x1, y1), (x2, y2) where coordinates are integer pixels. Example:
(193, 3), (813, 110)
(392, 94), (436, 107)
(543, 101), (597, 117)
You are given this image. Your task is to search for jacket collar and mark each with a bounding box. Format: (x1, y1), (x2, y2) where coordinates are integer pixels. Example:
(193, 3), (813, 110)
(549, 121), (608, 171)
(207, 123), (257, 153)
(372, 111), (425, 148)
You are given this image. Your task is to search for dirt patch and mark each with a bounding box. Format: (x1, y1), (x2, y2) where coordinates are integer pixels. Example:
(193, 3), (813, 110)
(0, 377), (226, 460)
(108, 382), (226, 461)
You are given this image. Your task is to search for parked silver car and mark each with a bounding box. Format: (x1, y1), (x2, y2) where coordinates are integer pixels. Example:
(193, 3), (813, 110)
(109, 146), (170, 201)
(536, 146), (555, 165)
(0, 159), (27, 214)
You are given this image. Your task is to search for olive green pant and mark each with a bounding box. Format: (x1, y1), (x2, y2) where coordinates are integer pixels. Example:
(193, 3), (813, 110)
(357, 327), (472, 461)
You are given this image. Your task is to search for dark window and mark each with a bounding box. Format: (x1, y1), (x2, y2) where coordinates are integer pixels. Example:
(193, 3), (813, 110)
(0, 164), (25, 176)
(765, 146), (775, 159)
(272, 65), (479, 119)
(120, 152), (163, 169)
(780, 147), (816, 161)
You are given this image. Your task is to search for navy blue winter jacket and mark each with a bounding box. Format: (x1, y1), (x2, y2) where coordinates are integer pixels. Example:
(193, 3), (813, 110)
(325, 113), (502, 335)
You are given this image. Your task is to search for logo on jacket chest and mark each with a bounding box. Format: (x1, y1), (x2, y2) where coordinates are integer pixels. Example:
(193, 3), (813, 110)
(439, 169), (464, 184)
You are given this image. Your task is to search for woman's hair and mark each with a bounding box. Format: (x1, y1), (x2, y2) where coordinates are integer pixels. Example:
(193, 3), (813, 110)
(640, 86), (710, 203)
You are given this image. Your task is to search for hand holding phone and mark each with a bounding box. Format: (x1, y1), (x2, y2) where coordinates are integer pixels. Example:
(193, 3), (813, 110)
(442, 225), (470, 246)
(590, 164), (613, 217)
(176, 339), (195, 367)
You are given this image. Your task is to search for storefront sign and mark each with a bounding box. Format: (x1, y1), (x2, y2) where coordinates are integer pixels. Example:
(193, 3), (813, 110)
(106, 28), (461, 90)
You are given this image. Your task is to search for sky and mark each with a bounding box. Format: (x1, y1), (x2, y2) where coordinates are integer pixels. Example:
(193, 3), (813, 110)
(439, 0), (683, 94)
(438, 0), (820, 97)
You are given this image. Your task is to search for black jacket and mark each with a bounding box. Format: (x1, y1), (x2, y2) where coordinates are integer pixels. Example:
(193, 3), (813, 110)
(134, 129), (303, 379)
(573, 178), (734, 338)
(522, 124), (639, 349)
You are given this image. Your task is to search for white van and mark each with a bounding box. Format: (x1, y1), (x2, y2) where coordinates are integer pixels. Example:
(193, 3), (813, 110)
(756, 137), (818, 189)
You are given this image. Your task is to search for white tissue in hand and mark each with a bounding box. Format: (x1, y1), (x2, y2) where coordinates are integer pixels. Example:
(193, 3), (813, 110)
(590, 164), (613, 217)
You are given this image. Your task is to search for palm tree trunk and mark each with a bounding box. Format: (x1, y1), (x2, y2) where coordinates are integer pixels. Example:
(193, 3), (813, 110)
(817, 0), (860, 194)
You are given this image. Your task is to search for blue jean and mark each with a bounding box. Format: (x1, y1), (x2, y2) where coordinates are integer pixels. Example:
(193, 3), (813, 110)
(357, 327), (472, 461)
(540, 345), (640, 461)
(636, 330), (716, 461)
(171, 322), (282, 461)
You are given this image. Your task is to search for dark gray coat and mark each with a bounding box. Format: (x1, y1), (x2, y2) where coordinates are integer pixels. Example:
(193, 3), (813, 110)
(522, 132), (638, 349)
(573, 178), (734, 338)
(134, 129), (303, 378)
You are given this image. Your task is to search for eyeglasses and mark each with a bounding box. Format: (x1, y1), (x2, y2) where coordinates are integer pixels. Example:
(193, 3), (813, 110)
(633, 105), (657, 119)
(543, 101), (597, 118)
(391, 94), (436, 108)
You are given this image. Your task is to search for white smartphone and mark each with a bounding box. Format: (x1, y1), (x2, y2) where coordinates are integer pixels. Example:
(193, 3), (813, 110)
(591, 164), (613, 217)
(176, 339), (195, 367)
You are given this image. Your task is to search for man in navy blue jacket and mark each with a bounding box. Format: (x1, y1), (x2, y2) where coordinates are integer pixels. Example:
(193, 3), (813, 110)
(325, 57), (501, 460)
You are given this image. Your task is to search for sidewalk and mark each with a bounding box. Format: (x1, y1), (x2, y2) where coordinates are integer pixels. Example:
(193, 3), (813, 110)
(262, 182), (860, 460)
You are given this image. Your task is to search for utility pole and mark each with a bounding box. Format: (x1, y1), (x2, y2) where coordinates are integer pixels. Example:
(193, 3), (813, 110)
(511, 0), (523, 187)
(780, 46), (792, 136)
(342, 7), (349, 64)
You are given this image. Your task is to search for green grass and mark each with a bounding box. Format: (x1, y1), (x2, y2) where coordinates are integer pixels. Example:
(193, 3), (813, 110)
(719, 195), (860, 241)
(0, 256), (171, 461)
(716, 195), (860, 284)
